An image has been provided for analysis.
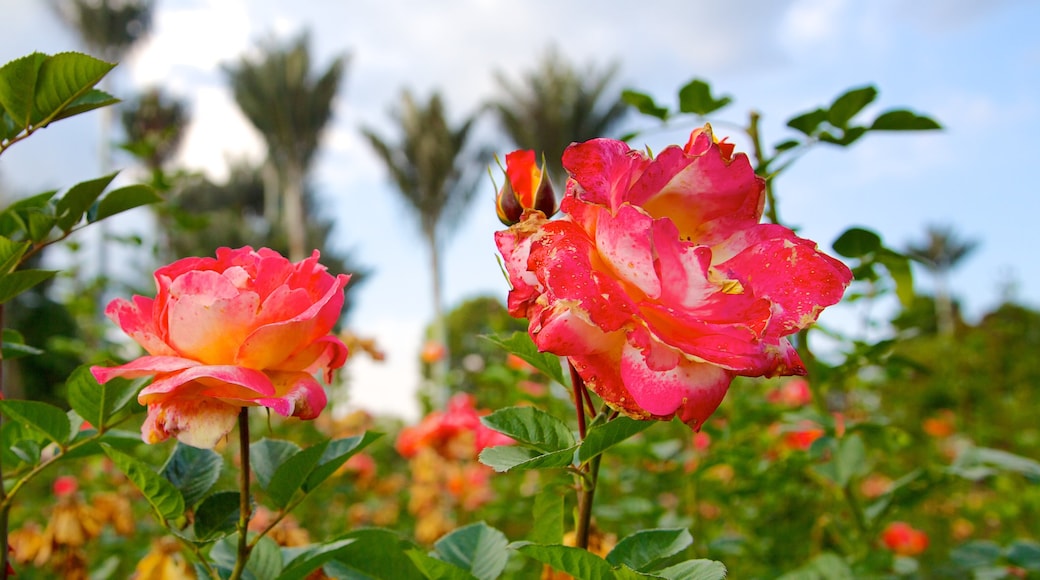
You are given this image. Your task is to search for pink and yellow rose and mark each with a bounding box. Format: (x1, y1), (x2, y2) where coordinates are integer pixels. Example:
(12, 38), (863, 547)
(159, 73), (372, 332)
(91, 247), (350, 448)
(495, 126), (852, 429)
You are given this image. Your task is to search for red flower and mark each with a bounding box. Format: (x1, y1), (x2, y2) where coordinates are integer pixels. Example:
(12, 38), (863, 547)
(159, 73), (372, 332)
(881, 521), (929, 556)
(395, 394), (513, 460)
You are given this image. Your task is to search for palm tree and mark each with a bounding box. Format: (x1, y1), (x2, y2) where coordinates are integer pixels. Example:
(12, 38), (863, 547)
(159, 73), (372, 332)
(224, 32), (347, 262)
(906, 225), (978, 336)
(489, 45), (629, 185)
(362, 90), (488, 402)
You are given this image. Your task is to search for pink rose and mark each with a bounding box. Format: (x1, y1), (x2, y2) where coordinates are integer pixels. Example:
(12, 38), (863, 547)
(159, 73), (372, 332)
(91, 247), (350, 448)
(495, 126), (852, 429)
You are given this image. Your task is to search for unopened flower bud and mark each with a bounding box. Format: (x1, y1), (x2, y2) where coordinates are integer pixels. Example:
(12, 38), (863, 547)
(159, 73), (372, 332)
(495, 150), (556, 225)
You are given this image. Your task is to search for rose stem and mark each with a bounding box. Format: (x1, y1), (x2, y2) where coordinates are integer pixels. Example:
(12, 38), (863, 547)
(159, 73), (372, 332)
(0, 304), (9, 580)
(569, 361), (601, 550)
(229, 408), (253, 580)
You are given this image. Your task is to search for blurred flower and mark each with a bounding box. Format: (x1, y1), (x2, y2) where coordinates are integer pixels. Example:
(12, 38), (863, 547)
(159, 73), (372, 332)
(767, 378), (813, 407)
(860, 473), (893, 499)
(496, 149), (557, 226)
(693, 431), (712, 451)
(505, 353), (537, 373)
(881, 521), (929, 556)
(91, 247), (350, 448)
(496, 126), (852, 430)
(52, 475), (78, 497)
(420, 340), (447, 364)
(248, 506), (310, 547)
(395, 393), (514, 460)
(133, 537), (196, 580)
(922, 409), (956, 438)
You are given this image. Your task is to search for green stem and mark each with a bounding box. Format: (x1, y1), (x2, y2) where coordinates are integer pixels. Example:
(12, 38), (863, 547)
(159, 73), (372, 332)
(575, 453), (602, 551)
(229, 408), (253, 580)
(747, 110), (781, 225)
(0, 304), (8, 580)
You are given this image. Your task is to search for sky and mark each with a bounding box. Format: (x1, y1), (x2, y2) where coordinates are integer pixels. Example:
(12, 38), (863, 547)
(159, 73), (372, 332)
(1, 0), (1037, 421)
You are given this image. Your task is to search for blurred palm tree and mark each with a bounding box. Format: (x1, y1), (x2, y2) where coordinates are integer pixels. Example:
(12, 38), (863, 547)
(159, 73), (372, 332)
(362, 90), (489, 401)
(905, 224), (978, 336)
(489, 45), (628, 185)
(224, 32), (347, 262)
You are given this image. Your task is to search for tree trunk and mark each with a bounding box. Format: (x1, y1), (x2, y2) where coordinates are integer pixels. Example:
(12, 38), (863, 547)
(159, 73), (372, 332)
(284, 163), (306, 262)
(426, 226), (448, 407)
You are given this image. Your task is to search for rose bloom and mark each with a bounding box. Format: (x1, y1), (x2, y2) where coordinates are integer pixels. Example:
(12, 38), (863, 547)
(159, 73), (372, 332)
(91, 247), (350, 448)
(395, 393), (514, 460)
(496, 126), (852, 429)
(881, 521), (929, 556)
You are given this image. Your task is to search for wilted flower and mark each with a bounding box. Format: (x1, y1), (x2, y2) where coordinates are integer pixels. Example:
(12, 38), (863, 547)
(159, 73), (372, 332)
(91, 247), (350, 448)
(496, 149), (556, 225)
(881, 521), (929, 556)
(496, 126), (852, 429)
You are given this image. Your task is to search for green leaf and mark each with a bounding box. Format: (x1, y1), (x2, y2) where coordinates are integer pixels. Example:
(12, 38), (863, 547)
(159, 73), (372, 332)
(212, 533), (283, 580)
(0, 236), (30, 274)
(55, 172), (118, 232)
(870, 109), (942, 131)
(267, 441), (328, 508)
(0, 268), (57, 303)
(777, 552), (852, 580)
(479, 444), (576, 473)
(431, 522), (510, 580)
(30, 52), (115, 127)
(950, 446), (1040, 481)
(528, 488), (565, 544)
(328, 528), (425, 580)
(162, 442), (223, 509)
(607, 528), (693, 572)
(820, 126), (868, 147)
(251, 438), (302, 490)
(827, 85), (877, 128)
(786, 108), (827, 136)
(773, 139), (800, 153)
(278, 538), (357, 580)
(950, 541), (1002, 569)
(651, 559), (727, 580)
(515, 543), (615, 580)
(407, 550), (478, 580)
(876, 249), (915, 308)
(101, 443), (185, 521)
(93, 184), (161, 222)
(621, 90), (669, 121)
(677, 79), (732, 116)
(481, 406), (575, 453)
(1, 328), (43, 359)
(304, 431), (382, 492)
(0, 399), (72, 445)
(51, 88), (119, 122)
(812, 434), (868, 487)
(483, 332), (567, 386)
(579, 416), (654, 463)
(66, 364), (140, 430)
(832, 227), (881, 258)
(193, 491), (240, 542)
(1007, 540), (1040, 571)
(0, 52), (46, 129)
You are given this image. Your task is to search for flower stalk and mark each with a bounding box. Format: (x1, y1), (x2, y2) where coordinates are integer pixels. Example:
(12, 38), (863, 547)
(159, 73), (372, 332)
(229, 408), (253, 580)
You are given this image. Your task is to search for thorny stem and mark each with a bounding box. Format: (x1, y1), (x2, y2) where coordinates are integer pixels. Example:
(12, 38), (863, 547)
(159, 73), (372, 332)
(229, 409), (253, 580)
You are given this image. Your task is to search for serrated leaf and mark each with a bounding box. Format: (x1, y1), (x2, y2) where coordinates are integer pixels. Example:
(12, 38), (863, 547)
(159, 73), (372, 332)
(430, 522), (510, 580)
(870, 109), (942, 131)
(163, 442), (223, 509)
(51, 88), (119, 122)
(55, 172), (118, 232)
(607, 528), (693, 572)
(66, 364), (140, 430)
(278, 538), (357, 580)
(651, 559), (727, 580)
(827, 85), (877, 128)
(481, 406), (574, 452)
(267, 441), (328, 508)
(621, 90), (669, 121)
(193, 491), (240, 542)
(483, 332), (567, 386)
(93, 184), (161, 222)
(479, 445), (576, 473)
(832, 227), (881, 258)
(677, 79), (732, 116)
(101, 443), (185, 521)
(328, 528), (426, 580)
(212, 533), (283, 580)
(0, 236), (30, 274)
(30, 52), (115, 127)
(0, 399), (72, 445)
(407, 550), (477, 580)
(528, 488), (565, 544)
(786, 108), (827, 136)
(515, 543), (615, 580)
(579, 416), (654, 463)
(0, 52), (46, 129)
(304, 431), (382, 492)
(0, 268), (57, 303)
(1, 328), (42, 359)
(251, 438), (302, 490)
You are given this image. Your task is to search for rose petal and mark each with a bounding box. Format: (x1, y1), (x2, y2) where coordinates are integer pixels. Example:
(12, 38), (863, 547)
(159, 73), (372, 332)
(165, 270), (260, 364)
(141, 397), (239, 448)
(91, 356), (200, 384)
(138, 365), (275, 403)
(251, 371), (328, 418)
(104, 295), (177, 356)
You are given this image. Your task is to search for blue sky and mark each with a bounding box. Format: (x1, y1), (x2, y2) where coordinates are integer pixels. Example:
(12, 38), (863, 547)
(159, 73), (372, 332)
(1, 0), (1037, 420)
